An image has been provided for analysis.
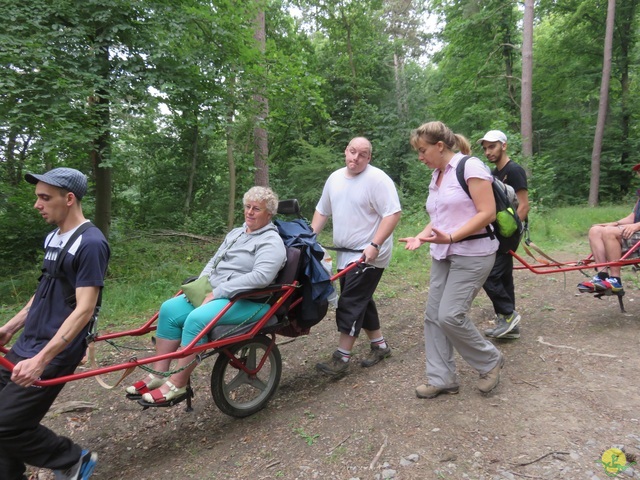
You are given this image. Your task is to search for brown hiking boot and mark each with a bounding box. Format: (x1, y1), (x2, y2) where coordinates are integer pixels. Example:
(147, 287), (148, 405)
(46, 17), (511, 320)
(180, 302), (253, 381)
(316, 350), (349, 377)
(415, 383), (459, 399)
(478, 353), (505, 393)
(360, 344), (392, 367)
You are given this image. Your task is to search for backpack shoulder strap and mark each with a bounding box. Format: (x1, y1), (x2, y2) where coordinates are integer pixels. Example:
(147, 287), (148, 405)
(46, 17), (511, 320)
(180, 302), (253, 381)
(52, 221), (102, 309)
(455, 155), (472, 198)
(52, 221), (95, 277)
(454, 156), (495, 242)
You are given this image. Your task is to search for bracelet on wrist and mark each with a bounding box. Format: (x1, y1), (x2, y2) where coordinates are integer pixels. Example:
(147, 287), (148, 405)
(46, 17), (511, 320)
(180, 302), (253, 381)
(370, 242), (380, 250)
(449, 234), (454, 244)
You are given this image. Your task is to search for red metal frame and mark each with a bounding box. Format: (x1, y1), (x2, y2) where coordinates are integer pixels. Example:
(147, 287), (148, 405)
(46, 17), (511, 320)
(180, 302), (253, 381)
(0, 260), (361, 387)
(512, 238), (640, 275)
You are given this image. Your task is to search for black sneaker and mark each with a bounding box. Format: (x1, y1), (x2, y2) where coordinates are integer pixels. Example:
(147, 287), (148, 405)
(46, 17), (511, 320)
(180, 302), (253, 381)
(54, 450), (98, 480)
(360, 344), (392, 367)
(316, 351), (350, 377)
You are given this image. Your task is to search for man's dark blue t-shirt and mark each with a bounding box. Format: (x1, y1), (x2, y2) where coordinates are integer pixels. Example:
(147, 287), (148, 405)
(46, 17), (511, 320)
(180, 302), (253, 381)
(12, 222), (110, 366)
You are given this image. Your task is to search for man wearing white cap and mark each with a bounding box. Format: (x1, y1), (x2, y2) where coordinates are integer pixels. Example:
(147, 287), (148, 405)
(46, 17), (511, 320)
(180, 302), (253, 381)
(578, 163), (640, 294)
(0, 167), (109, 479)
(477, 131), (529, 339)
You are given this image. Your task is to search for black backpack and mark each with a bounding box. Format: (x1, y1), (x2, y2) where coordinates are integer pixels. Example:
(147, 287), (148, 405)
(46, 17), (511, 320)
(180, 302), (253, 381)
(455, 156), (523, 254)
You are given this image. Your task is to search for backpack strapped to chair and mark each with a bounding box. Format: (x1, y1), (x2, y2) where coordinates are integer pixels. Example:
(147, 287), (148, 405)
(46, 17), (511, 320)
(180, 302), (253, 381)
(455, 156), (523, 254)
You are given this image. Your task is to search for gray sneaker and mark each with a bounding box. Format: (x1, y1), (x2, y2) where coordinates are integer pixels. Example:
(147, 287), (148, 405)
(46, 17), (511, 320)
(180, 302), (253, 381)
(316, 350), (350, 377)
(492, 311), (521, 338)
(486, 324), (520, 339)
(360, 344), (392, 367)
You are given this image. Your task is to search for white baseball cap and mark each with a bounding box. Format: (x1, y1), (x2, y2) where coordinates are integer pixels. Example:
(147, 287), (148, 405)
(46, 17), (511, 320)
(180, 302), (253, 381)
(477, 130), (507, 145)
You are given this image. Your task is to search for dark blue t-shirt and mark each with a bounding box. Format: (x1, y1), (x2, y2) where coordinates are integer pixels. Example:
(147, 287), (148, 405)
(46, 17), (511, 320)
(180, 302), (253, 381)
(12, 223), (110, 366)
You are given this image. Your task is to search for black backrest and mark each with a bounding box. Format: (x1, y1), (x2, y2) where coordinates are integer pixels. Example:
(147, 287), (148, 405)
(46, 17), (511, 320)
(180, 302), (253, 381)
(274, 246), (302, 316)
(277, 199), (301, 217)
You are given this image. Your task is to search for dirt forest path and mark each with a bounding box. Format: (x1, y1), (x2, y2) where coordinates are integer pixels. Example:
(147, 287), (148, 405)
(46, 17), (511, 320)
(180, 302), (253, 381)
(33, 254), (640, 480)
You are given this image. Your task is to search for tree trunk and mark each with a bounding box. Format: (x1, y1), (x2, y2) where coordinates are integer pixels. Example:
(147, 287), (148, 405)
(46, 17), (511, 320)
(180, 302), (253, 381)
(6, 128), (18, 186)
(588, 0), (616, 207)
(226, 82), (237, 231)
(90, 40), (112, 238)
(393, 51), (408, 122)
(521, 0), (534, 160)
(253, 5), (269, 187)
(617, 0), (637, 194)
(185, 117), (198, 214)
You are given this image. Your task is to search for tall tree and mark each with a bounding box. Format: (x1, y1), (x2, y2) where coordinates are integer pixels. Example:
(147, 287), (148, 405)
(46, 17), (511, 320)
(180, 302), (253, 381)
(588, 0), (616, 206)
(253, 2), (269, 186)
(521, 0), (534, 159)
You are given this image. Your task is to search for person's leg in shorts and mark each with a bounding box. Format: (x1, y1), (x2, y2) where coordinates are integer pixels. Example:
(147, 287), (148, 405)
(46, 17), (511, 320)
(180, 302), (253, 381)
(316, 265), (386, 375)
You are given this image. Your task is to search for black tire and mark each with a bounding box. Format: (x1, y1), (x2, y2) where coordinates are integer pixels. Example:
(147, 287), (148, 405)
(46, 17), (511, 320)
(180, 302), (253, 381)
(210, 335), (282, 418)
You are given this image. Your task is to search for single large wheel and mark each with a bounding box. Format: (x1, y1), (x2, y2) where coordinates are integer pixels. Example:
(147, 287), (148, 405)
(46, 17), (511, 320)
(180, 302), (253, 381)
(210, 335), (282, 418)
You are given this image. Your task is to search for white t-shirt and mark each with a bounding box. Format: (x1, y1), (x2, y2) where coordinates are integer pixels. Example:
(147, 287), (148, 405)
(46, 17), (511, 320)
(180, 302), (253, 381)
(316, 164), (401, 269)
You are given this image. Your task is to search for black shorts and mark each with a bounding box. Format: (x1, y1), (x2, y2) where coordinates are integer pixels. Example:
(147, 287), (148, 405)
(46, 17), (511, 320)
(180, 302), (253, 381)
(336, 264), (384, 336)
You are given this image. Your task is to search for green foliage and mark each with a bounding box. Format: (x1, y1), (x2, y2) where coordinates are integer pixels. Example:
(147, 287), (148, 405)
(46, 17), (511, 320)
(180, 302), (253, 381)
(0, 182), (55, 278)
(526, 205), (631, 251)
(3, 0), (640, 285)
(99, 234), (215, 325)
(271, 140), (339, 217)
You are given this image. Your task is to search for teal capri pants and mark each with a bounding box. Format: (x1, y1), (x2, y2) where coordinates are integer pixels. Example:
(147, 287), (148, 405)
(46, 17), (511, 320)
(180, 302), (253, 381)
(156, 294), (270, 346)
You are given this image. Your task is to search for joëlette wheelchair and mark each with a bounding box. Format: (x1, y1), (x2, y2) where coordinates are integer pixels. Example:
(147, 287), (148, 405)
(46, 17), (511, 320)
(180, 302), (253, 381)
(512, 229), (640, 312)
(0, 199), (358, 418)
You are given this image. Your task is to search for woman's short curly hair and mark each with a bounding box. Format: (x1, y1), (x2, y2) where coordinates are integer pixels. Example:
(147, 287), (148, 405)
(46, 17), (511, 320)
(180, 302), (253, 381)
(243, 186), (280, 216)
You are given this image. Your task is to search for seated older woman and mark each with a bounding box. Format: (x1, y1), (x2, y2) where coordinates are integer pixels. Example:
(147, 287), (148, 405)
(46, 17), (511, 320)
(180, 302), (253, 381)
(125, 186), (286, 405)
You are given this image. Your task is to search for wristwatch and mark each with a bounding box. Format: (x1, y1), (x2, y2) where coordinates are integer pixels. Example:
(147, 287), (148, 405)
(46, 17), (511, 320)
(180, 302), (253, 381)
(370, 242), (380, 250)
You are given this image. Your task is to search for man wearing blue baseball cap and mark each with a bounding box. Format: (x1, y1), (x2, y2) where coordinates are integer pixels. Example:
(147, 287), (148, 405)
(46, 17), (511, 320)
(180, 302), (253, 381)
(0, 167), (110, 479)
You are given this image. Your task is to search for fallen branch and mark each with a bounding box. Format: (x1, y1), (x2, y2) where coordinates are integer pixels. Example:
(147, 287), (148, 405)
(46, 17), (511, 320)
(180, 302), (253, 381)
(583, 352), (619, 358)
(152, 230), (216, 242)
(369, 435), (388, 470)
(265, 460), (281, 469)
(513, 379), (540, 388)
(515, 451), (569, 467)
(326, 434), (351, 455)
(537, 337), (618, 358)
(49, 401), (98, 415)
(537, 337), (577, 351)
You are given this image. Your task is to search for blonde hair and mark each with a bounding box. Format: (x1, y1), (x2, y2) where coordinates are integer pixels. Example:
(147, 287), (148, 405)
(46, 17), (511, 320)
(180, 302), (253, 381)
(243, 186), (279, 216)
(409, 121), (471, 155)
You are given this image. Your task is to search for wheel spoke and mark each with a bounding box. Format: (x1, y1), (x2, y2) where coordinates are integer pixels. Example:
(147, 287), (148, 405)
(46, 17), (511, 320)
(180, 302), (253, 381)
(223, 369), (250, 392)
(211, 335), (282, 417)
(245, 345), (260, 370)
(243, 375), (267, 391)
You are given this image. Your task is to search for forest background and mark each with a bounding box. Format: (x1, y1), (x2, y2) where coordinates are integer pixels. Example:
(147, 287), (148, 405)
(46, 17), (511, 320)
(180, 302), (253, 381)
(1, 0), (639, 295)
